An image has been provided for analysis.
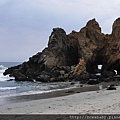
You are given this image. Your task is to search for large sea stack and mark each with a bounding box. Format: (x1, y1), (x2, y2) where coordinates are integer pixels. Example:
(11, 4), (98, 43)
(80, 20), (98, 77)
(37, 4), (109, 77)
(3, 18), (120, 83)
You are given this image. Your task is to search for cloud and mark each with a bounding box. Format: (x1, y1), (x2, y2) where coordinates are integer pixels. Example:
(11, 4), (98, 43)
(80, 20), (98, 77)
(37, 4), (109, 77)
(22, 0), (120, 33)
(0, 0), (120, 61)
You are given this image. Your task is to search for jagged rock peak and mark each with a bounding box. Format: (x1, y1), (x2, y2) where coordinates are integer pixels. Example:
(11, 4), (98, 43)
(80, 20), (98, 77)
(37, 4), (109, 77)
(86, 18), (101, 32)
(112, 17), (120, 30)
(52, 28), (66, 33)
(48, 27), (67, 50)
(112, 17), (120, 39)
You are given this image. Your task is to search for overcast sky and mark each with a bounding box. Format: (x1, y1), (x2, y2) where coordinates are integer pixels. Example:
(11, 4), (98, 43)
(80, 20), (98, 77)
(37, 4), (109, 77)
(0, 0), (120, 62)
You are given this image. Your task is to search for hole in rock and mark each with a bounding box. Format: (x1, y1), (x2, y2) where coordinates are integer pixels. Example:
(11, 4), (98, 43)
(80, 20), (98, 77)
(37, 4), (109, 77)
(98, 65), (102, 70)
(114, 70), (117, 75)
(95, 65), (102, 75)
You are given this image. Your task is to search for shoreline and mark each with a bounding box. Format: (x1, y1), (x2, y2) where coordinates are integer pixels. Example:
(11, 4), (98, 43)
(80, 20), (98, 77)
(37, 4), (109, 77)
(0, 82), (120, 114)
(0, 82), (117, 105)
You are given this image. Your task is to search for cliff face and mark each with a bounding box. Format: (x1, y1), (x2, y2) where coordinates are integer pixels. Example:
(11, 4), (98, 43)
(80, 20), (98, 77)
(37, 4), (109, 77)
(3, 18), (120, 82)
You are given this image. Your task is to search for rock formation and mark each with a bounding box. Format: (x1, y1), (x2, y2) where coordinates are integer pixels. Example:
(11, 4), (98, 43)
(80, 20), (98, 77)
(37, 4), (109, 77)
(3, 18), (120, 83)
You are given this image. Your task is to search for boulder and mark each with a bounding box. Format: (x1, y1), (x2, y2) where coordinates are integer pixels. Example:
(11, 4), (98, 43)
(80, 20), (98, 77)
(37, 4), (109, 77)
(36, 74), (51, 82)
(11, 69), (31, 81)
(87, 79), (100, 85)
(106, 84), (116, 90)
(60, 70), (65, 76)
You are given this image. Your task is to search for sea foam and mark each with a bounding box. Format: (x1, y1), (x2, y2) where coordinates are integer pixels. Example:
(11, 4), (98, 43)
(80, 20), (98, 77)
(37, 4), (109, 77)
(0, 65), (14, 81)
(0, 86), (20, 90)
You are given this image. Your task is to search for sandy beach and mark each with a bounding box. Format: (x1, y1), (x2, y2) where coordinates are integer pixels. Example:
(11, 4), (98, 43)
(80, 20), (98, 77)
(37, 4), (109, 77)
(0, 82), (120, 114)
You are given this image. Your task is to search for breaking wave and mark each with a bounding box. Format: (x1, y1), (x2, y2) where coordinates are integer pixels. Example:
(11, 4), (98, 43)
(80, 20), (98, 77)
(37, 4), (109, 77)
(0, 86), (20, 91)
(0, 65), (14, 81)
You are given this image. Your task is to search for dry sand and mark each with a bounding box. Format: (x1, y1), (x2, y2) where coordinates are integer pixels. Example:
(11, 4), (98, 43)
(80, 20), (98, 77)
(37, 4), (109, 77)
(0, 84), (120, 114)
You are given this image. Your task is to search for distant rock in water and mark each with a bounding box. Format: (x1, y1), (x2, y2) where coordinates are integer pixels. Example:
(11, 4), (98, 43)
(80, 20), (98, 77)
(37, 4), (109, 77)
(3, 18), (120, 82)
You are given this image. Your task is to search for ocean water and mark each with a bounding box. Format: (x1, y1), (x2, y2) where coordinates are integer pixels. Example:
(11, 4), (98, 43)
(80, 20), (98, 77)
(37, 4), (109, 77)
(0, 62), (103, 99)
(0, 62), (75, 98)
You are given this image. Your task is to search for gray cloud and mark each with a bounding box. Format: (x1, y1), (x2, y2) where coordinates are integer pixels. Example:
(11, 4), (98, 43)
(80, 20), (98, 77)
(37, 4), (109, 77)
(0, 0), (120, 62)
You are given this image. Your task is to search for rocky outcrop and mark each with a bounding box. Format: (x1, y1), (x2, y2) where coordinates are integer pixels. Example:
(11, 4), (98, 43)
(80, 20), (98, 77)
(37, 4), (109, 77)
(45, 28), (68, 68)
(3, 18), (120, 83)
(4, 28), (71, 82)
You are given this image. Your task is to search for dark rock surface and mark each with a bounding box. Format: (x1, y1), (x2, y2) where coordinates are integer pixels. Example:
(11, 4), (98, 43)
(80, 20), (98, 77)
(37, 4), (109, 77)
(3, 18), (120, 83)
(106, 84), (116, 90)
